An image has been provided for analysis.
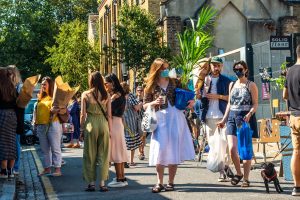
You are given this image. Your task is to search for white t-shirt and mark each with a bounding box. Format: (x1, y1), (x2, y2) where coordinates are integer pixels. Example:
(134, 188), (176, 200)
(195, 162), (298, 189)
(206, 77), (224, 119)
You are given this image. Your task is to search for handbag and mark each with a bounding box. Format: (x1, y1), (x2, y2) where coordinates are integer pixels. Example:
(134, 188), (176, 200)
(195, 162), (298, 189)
(141, 106), (157, 132)
(92, 92), (108, 121)
(62, 123), (74, 133)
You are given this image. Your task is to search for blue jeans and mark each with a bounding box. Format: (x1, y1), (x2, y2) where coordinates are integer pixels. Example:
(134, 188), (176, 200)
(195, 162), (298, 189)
(13, 135), (21, 172)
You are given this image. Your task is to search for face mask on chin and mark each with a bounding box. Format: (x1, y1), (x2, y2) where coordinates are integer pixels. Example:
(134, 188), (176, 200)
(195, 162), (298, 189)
(160, 69), (169, 78)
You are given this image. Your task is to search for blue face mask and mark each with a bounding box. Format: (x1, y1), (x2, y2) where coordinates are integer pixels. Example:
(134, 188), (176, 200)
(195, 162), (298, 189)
(160, 69), (170, 78)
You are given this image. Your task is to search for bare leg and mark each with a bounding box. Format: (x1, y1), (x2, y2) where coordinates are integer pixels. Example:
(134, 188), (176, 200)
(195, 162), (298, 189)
(116, 163), (125, 179)
(8, 160), (15, 169)
(243, 160), (251, 180)
(1, 160), (7, 170)
(115, 163), (122, 179)
(291, 149), (300, 187)
(156, 164), (165, 184)
(227, 135), (242, 176)
(168, 165), (178, 184)
(130, 150), (135, 164)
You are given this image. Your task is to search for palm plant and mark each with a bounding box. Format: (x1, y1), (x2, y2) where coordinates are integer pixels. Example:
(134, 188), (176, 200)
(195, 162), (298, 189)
(172, 6), (216, 89)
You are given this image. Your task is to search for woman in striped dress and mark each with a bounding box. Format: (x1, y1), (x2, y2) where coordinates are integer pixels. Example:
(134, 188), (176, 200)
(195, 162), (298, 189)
(0, 67), (18, 179)
(121, 82), (142, 166)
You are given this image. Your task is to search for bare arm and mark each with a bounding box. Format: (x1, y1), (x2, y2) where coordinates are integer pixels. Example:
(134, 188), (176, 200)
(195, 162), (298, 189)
(283, 87), (288, 100)
(80, 92), (87, 131)
(249, 82), (258, 114)
(106, 94), (112, 133)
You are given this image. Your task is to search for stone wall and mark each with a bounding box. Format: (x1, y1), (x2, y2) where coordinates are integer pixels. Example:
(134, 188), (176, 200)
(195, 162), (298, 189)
(163, 16), (181, 55)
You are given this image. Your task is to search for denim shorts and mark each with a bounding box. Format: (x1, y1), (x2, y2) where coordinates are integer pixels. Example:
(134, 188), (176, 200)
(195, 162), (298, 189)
(226, 110), (259, 138)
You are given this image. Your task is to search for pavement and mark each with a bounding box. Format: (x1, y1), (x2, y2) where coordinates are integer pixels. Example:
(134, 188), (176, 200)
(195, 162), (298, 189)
(0, 142), (297, 200)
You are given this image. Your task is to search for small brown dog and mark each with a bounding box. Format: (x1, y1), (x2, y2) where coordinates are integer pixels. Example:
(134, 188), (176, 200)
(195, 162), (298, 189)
(261, 162), (283, 193)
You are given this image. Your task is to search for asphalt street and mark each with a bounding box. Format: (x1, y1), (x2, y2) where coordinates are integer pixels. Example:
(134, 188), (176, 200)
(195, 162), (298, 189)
(29, 143), (296, 200)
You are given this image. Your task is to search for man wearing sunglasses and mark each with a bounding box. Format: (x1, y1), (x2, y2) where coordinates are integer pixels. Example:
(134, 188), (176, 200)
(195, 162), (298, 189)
(198, 56), (232, 182)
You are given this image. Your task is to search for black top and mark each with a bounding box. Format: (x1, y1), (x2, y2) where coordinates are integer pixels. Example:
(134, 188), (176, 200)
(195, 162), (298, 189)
(0, 99), (17, 109)
(111, 95), (126, 117)
(285, 64), (300, 116)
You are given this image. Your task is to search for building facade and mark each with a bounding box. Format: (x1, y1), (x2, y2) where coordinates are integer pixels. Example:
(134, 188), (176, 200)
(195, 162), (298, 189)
(97, 0), (163, 81)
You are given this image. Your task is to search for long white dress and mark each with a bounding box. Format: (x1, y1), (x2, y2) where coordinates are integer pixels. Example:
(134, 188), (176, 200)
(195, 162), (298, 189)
(149, 102), (195, 166)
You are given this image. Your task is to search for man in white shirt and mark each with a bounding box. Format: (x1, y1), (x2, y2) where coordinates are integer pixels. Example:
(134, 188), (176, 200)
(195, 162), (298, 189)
(200, 57), (232, 181)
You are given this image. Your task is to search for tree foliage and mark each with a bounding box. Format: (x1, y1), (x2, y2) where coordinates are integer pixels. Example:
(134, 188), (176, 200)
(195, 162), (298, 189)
(172, 7), (216, 88)
(116, 5), (171, 81)
(46, 20), (99, 91)
(0, 0), (58, 78)
(0, 0), (98, 79)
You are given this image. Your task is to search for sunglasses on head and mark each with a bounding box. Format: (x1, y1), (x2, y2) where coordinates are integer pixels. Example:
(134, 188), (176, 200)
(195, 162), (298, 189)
(233, 68), (244, 73)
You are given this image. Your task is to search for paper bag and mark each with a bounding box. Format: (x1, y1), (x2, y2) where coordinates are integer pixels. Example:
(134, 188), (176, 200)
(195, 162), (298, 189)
(16, 75), (41, 108)
(52, 76), (80, 111)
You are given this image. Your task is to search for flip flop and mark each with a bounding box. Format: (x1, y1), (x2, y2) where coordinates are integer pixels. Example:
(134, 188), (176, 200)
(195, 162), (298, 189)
(38, 171), (51, 177)
(51, 172), (62, 177)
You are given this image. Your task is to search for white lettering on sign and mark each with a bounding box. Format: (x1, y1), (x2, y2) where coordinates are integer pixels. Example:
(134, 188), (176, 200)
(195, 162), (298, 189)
(270, 42), (289, 48)
(271, 38), (288, 42)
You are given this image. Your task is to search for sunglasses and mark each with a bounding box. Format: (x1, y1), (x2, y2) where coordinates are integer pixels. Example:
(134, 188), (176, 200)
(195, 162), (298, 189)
(233, 68), (244, 73)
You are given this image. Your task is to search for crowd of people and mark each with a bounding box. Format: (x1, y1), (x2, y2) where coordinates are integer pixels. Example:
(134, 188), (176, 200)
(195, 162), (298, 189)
(0, 45), (300, 196)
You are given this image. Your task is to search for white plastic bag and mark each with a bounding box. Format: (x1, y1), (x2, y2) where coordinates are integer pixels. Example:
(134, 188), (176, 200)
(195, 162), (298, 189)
(141, 106), (157, 132)
(206, 128), (227, 173)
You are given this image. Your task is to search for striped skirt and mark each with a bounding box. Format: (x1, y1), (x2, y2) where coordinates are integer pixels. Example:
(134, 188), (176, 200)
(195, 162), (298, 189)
(0, 109), (17, 160)
(123, 108), (142, 151)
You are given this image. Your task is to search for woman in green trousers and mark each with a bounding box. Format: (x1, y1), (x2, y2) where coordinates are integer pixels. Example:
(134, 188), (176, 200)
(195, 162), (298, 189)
(80, 71), (112, 192)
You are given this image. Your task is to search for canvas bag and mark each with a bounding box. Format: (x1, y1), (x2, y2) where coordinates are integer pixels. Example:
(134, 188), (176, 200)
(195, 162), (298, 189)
(206, 128), (227, 173)
(141, 106), (157, 132)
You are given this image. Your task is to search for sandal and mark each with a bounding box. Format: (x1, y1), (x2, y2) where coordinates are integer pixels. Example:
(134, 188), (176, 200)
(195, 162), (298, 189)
(38, 171), (51, 177)
(152, 184), (165, 193)
(138, 154), (145, 160)
(99, 186), (109, 192)
(129, 162), (136, 166)
(241, 180), (250, 187)
(52, 172), (62, 177)
(231, 174), (243, 185)
(85, 184), (95, 192)
(165, 183), (175, 191)
(225, 166), (234, 179)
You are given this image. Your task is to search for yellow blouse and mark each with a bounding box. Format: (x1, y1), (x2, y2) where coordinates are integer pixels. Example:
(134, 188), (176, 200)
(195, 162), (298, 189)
(36, 96), (58, 124)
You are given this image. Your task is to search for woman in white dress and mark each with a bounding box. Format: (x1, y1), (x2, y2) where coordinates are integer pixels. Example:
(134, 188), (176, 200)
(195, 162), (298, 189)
(143, 58), (195, 193)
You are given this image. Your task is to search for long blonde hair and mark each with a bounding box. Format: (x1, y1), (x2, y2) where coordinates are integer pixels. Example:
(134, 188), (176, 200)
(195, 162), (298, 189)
(144, 58), (167, 93)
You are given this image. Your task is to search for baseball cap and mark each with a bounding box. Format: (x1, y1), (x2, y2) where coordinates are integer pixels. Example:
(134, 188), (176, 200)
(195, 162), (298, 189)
(211, 57), (223, 64)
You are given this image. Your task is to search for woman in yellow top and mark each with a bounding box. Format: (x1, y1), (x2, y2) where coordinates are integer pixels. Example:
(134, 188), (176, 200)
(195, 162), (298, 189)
(34, 76), (63, 176)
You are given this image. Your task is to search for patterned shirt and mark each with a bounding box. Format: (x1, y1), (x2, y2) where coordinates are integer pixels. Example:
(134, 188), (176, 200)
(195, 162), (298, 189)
(143, 79), (179, 112)
(230, 81), (252, 111)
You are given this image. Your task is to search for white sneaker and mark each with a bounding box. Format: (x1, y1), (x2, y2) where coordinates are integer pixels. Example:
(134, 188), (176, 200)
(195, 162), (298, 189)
(113, 177), (128, 186)
(0, 173), (8, 179)
(108, 179), (127, 187)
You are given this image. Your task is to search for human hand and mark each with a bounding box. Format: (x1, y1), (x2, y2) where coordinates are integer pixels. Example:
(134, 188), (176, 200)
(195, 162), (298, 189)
(217, 120), (226, 128)
(186, 99), (195, 109)
(244, 113), (252, 123)
(152, 96), (164, 106)
(50, 107), (60, 114)
(206, 93), (219, 100)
